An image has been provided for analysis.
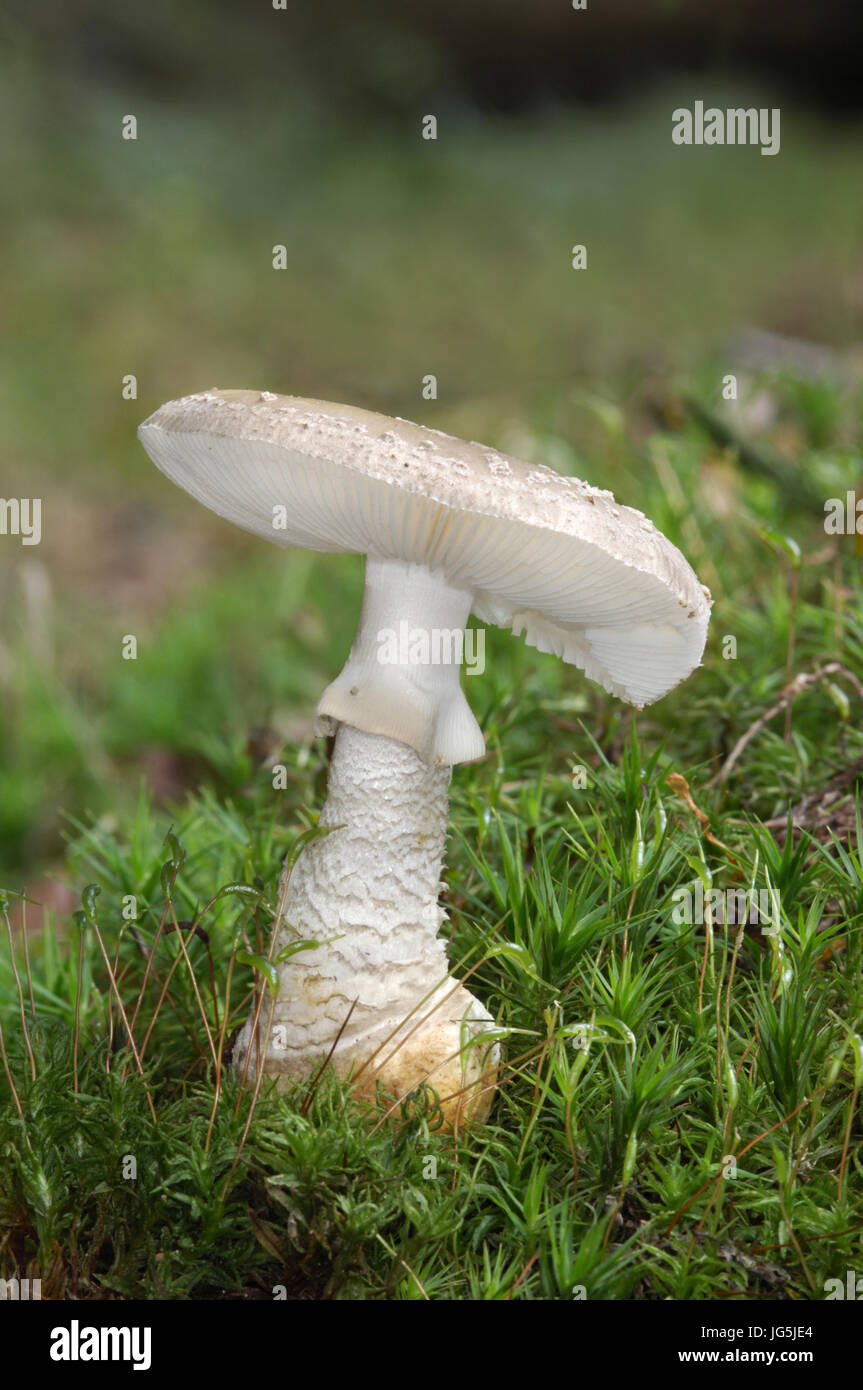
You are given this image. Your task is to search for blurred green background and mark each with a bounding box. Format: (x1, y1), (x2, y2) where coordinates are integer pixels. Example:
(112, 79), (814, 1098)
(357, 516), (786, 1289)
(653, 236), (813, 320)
(1, 0), (862, 898)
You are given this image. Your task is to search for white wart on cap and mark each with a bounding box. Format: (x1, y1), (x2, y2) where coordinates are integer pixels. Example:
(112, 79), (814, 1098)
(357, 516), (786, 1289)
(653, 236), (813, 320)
(139, 388), (711, 767)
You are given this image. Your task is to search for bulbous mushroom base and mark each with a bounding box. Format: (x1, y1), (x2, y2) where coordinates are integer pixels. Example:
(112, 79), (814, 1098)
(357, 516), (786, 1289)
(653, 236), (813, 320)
(351, 985), (499, 1127)
(234, 981), (499, 1129)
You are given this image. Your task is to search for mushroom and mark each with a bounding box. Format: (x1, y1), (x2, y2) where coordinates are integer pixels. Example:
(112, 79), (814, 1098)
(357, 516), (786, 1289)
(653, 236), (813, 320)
(138, 389), (711, 1126)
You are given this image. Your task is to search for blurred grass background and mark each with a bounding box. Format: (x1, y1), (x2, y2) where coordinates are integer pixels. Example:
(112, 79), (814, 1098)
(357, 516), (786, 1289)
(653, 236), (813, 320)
(2, 0), (863, 1305)
(1, 0), (862, 892)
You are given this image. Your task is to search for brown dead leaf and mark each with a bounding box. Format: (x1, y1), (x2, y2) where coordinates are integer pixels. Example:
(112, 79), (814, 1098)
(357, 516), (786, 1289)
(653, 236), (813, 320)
(665, 773), (736, 859)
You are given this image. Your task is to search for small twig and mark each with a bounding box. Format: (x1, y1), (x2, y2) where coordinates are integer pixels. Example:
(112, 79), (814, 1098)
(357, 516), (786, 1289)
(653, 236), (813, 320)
(664, 1088), (823, 1239)
(0, 1018), (23, 1119)
(713, 664), (863, 787)
(837, 1084), (859, 1204)
(300, 999), (358, 1118)
(127, 902), (171, 1042)
(90, 920), (158, 1124)
(784, 568), (799, 742)
(2, 905), (36, 1082)
(761, 755), (863, 831)
(73, 928), (84, 1097)
(205, 951), (240, 1151)
(220, 989), (279, 1202)
(506, 1252), (539, 1299)
(164, 909), (220, 1099)
(751, 1222), (863, 1256)
(20, 903), (37, 1023)
(778, 1185), (815, 1292)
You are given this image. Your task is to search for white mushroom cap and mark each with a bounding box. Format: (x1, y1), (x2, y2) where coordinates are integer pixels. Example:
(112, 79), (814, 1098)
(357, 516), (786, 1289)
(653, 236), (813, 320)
(138, 388), (711, 709)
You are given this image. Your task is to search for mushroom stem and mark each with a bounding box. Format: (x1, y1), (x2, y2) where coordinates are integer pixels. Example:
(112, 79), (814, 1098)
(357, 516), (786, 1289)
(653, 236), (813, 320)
(233, 723), (498, 1124)
(315, 557), (486, 766)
